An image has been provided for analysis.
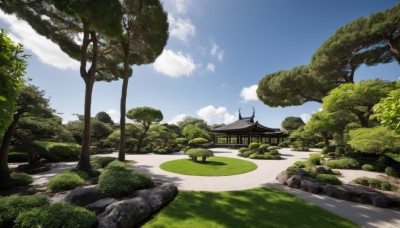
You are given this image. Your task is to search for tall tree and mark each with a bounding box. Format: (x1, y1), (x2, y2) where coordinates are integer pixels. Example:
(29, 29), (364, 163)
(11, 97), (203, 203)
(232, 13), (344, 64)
(323, 79), (397, 128)
(281, 116), (305, 134)
(1, 0), (124, 170)
(177, 117), (209, 130)
(126, 106), (163, 153)
(95, 111), (114, 124)
(115, 0), (168, 161)
(0, 84), (52, 189)
(0, 30), (27, 136)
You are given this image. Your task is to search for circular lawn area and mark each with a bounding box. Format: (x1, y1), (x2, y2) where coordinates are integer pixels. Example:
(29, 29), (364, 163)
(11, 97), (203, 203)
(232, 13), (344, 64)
(160, 156), (257, 176)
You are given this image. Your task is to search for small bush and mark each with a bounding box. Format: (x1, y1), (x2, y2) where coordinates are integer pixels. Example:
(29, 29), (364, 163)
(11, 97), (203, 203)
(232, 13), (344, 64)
(308, 154), (323, 165)
(8, 152), (29, 162)
(130, 172), (153, 189)
(354, 177), (398, 192)
(185, 148), (214, 162)
(249, 154), (266, 159)
(385, 167), (398, 177)
(316, 174), (341, 185)
(314, 142), (326, 149)
(248, 142), (260, 150)
(381, 181), (392, 191)
(67, 168), (100, 179)
(267, 146), (281, 151)
(175, 138), (188, 145)
(106, 160), (133, 171)
(11, 172), (33, 186)
(269, 149), (279, 155)
(326, 157), (359, 169)
(153, 148), (167, 154)
(249, 153), (280, 160)
(183, 146), (191, 152)
(331, 169), (341, 175)
(238, 147), (249, 153)
(278, 141), (289, 147)
(286, 165), (297, 175)
(48, 173), (84, 192)
(47, 143), (80, 161)
(188, 137), (209, 147)
(90, 156), (117, 169)
(258, 144), (269, 153)
(15, 202), (96, 228)
(361, 164), (374, 171)
(293, 161), (313, 169)
(238, 150), (256, 158)
(291, 147), (310, 151)
(0, 195), (49, 227)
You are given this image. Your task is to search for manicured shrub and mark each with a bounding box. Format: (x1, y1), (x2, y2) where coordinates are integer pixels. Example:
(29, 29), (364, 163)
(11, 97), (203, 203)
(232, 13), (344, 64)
(153, 148), (167, 154)
(286, 165), (297, 175)
(326, 157), (359, 169)
(278, 141), (289, 147)
(315, 174), (341, 185)
(314, 142), (325, 149)
(258, 144), (269, 153)
(8, 152), (29, 162)
(291, 147), (310, 152)
(47, 143), (80, 160)
(183, 146), (191, 152)
(269, 149), (279, 155)
(381, 181), (392, 191)
(90, 156), (117, 169)
(106, 160), (133, 171)
(67, 168), (100, 179)
(15, 202), (96, 228)
(385, 167), (398, 177)
(267, 146), (281, 151)
(175, 137), (188, 145)
(249, 154), (266, 159)
(0, 195), (49, 227)
(308, 154), (323, 165)
(48, 173), (84, 192)
(361, 164), (374, 171)
(130, 172), (153, 189)
(354, 177), (399, 192)
(249, 153), (280, 160)
(331, 169), (341, 175)
(11, 172), (33, 186)
(238, 147), (249, 153)
(188, 137), (209, 147)
(248, 142), (260, 150)
(238, 150), (256, 158)
(185, 148), (214, 162)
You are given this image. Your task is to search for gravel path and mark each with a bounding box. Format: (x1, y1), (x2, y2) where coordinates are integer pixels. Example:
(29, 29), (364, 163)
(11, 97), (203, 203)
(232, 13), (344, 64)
(24, 148), (400, 227)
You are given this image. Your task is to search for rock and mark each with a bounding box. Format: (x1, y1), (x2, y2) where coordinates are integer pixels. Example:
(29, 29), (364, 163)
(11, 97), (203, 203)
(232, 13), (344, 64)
(312, 166), (331, 174)
(293, 168), (307, 176)
(286, 175), (303, 189)
(371, 195), (390, 208)
(323, 185), (351, 200)
(276, 171), (290, 184)
(86, 198), (118, 214)
(64, 186), (107, 207)
(300, 177), (322, 194)
(98, 183), (178, 228)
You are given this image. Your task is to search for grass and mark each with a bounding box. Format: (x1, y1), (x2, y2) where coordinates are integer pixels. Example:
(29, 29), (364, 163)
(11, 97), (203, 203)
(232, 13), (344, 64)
(144, 187), (357, 228)
(160, 157), (257, 176)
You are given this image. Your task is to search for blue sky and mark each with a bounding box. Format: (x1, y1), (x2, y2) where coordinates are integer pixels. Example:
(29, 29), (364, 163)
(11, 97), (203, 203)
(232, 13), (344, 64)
(0, 0), (399, 128)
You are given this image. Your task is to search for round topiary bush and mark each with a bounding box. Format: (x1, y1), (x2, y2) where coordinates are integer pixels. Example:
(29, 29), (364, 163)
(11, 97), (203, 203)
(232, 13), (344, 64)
(269, 149), (279, 155)
(48, 173), (84, 192)
(47, 143), (80, 161)
(0, 195), (49, 227)
(258, 144), (269, 153)
(308, 154), (323, 165)
(90, 156), (117, 169)
(267, 146), (281, 151)
(248, 142), (260, 150)
(238, 147), (250, 154)
(188, 137), (209, 147)
(15, 202), (96, 228)
(10, 172), (33, 186)
(316, 174), (341, 185)
(361, 164), (374, 171)
(385, 167), (398, 177)
(185, 148), (214, 162)
(105, 160), (132, 171)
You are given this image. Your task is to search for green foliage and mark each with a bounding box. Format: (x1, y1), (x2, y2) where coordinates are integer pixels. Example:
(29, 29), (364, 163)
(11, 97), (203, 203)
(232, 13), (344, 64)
(15, 202), (96, 228)
(291, 147), (310, 152)
(182, 124), (211, 141)
(238, 150), (255, 158)
(249, 153), (280, 160)
(385, 167), (398, 177)
(48, 173), (84, 192)
(354, 177), (399, 192)
(0, 195), (49, 227)
(188, 137), (209, 147)
(374, 87), (400, 133)
(278, 141), (290, 147)
(185, 148), (214, 162)
(177, 117), (209, 130)
(10, 172), (33, 186)
(267, 146), (281, 151)
(67, 168), (100, 179)
(314, 142), (326, 148)
(95, 111), (114, 124)
(308, 154), (323, 165)
(316, 174), (341, 185)
(331, 169), (341, 175)
(91, 119), (113, 142)
(258, 144), (269, 153)
(348, 126), (400, 154)
(175, 137), (188, 145)
(326, 157), (359, 169)
(269, 149), (279, 155)
(47, 143), (80, 160)
(248, 142), (260, 150)
(98, 162), (153, 197)
(286, 165), (298, 175)
(238, 147), (250, 153)
(8, 152), (28, 162)
(0, 29), (27, 135)
(361, 164), (374, 171)
(126, 106), (163, 124)
(281, 116), (305, 133)
(90, 156), (117, 169)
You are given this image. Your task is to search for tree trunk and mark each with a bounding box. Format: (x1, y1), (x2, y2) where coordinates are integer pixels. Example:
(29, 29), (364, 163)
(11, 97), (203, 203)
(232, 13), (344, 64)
(388, 39), (400, 64)
(136, 123), (149, 153)
(77, 80), (94, 171)
(118, 46), (130, 161)
(0, 113), (21, 189)
(320, 131), (329, 147)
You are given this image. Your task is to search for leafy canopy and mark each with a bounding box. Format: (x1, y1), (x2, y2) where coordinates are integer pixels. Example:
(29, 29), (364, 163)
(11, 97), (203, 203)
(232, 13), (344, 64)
(374, 85), (400, 133)
(126, 106), (163, 124)
(348, 126), (400, 154)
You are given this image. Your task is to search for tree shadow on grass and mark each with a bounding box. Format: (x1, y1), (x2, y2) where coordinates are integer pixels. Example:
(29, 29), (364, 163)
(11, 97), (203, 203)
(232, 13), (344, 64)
(194, 161), (227, 166)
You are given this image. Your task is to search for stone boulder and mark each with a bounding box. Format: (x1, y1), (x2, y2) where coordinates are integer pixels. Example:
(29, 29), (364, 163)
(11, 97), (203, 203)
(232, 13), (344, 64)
(312, 166), (331, 174)
(286, 175), (303, 189)
(64, 186), (108, 207)
(322, 185), (351, 201)
(300, 177), (322, 194)
(98, 183), (178, 228)
(86, 198), (118, 214)
(276, 171), (290, 184)
(371, 194), (391, 208)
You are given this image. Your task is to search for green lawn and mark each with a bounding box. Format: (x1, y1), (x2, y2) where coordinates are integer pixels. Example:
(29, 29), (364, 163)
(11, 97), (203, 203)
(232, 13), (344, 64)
(160, 156), (257, 176)
(144, 187), (357, 228)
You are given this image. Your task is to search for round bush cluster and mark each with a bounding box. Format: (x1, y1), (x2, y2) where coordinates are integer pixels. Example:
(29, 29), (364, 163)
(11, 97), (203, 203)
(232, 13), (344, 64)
(185, 148), (214, 162)
(10, 172), (33, 186)
(248, 142), (260, 150)
(48, 173), (84, 192)
(361, 164), (374, 171)
(237, 143), (281, 160)
(188, 137), (209, 147)
(315, 174), (342, 185)
(385, 167), (398, 177)
(15, 203), (96, 228)
(326, 157), (359, 169)
(98, 160), (153, 198)
(90, 156), (117, 169)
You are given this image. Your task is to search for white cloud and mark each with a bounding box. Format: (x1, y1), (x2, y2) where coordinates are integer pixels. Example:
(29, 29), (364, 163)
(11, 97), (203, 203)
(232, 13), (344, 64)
(153, 49), (196, 77)
(106, 109), (121, 123)
(206, 63), (215, 72)
(197, 105), (236, 125)
(169, 15), (195, 42)
(0, 11), (79, 70)
(168, 114), (187, 124)
(210, 42), (224, 62)
(240, 85), (259, 102)
(300, 113), (311, 123)
(175, 0), (188, 14)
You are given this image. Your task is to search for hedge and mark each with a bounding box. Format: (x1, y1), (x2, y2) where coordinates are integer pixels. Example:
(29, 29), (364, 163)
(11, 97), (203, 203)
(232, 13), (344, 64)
(11, 172), (33, 186)
(47, 173), (84, 192)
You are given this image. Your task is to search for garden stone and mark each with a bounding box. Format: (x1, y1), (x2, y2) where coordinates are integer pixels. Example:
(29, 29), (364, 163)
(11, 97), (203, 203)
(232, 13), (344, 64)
(286, 175), (303, 189)
(86, 198), (118, 214)
(64, 186), (107, 207)
(300, 177), (322, 194)
(276, 171), (290, 184)
(371, 194), (390, 208)
(323, 185), (351, 200)
(293, 168), (307, 176)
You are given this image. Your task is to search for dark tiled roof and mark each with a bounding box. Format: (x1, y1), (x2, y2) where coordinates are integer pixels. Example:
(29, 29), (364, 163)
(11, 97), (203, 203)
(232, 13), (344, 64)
(211, 119), (283, 133)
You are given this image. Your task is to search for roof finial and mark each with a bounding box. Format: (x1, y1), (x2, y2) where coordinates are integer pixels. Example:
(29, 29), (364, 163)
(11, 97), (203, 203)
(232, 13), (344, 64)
(250, 107), (255, 123)
(239, 108), (242, 120)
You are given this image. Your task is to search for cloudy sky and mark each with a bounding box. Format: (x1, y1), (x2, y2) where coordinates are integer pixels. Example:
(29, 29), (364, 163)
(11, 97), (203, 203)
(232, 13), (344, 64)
(0, 0), (399, 128)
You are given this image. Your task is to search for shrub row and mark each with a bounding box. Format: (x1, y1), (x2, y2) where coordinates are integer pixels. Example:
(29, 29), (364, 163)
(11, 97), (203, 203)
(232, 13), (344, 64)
(10, 141), (80, 162)
(353, 177), (399, 192)
(326, 157), (359, 169)
(237, 143), (281, 160)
